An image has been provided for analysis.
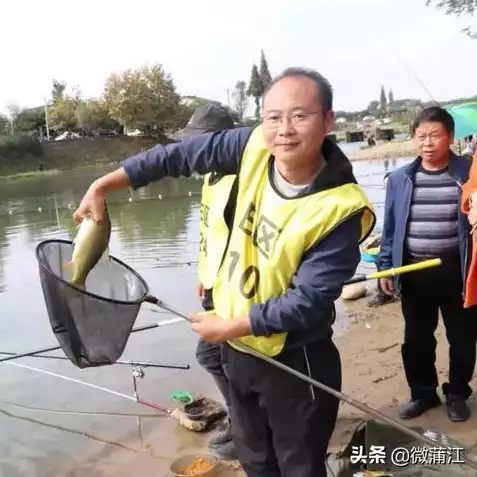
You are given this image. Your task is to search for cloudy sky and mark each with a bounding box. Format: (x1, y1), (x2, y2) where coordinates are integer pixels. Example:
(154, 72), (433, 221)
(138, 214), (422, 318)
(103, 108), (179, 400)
(1, 0), (475, 115)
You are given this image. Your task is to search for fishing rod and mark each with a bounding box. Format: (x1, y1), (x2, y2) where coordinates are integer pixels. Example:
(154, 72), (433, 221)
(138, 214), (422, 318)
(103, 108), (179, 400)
(0, 259), (441, 365)
(1, 356), (204, 431)
(0, 317), (185, 364)
(0, 352), (189, 370)
(346, 257), (442, 284)
(145, 292), (477, 472)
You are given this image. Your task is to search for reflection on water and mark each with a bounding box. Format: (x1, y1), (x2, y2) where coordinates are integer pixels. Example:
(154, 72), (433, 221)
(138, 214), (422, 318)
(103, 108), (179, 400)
(0, 157), (411, 477)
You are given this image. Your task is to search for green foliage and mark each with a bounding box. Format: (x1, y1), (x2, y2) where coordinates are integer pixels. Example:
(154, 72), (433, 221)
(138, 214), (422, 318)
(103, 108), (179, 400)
(388, 89), (394, 104)
(426, 0), (476, 14)
(426, 0), (477, 37)
(247, 64), (264, 120)
(15, 107), (46, 133)
(259, 50), (272, 90)
(49, 99), (79, 131)
(0, 134), (43, 172)
(367, 100), (380, 112)
(75, 99), (119, 133)
(103, 63), (182, 134)
(51, 80), (67, 103)
(0, 115), (8, 135)
(380, 86), (387, 110)
(232, 81), (248, 122)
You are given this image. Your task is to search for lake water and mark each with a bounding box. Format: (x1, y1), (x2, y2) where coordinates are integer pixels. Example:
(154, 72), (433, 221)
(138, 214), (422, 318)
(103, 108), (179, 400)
(0, 155), (411, 477)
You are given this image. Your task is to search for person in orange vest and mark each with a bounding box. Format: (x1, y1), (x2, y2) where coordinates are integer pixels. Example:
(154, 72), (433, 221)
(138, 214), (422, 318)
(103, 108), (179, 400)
(461, 149), (477, 308)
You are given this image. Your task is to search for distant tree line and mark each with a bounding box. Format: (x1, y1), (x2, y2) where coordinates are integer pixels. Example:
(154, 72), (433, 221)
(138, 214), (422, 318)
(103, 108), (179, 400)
(0, 50), (274, 143)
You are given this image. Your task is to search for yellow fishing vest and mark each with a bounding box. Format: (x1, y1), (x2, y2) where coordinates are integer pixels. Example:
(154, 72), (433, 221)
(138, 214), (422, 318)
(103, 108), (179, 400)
(198, 173), (236, 289)
(212, 126), (376, 357)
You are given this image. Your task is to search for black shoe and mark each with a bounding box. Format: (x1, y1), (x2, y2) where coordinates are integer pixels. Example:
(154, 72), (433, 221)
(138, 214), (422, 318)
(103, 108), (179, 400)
(398, 396), (441, 419)
(446, 398), (470, 422)
(213, 440), (237, 461)
(208, 421), (232, 449)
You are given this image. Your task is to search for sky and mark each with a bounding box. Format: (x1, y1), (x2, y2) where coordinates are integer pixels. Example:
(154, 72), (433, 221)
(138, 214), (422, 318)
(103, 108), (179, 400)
(1, 0), (476, 115)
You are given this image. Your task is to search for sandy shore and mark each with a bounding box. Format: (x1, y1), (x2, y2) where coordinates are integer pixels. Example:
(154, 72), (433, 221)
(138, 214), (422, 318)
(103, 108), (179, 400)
(333, 296), (477, 452)
(348, 140), (416, 161)
(96, 287), (477, 477)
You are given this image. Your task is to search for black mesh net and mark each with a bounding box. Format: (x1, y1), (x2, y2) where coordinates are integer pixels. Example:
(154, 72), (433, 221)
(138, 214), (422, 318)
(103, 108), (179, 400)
(35, 239), (150, 369)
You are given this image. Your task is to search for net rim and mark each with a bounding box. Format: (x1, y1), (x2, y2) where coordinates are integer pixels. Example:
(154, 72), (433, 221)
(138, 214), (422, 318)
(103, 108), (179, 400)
(35, 239), (151, 306)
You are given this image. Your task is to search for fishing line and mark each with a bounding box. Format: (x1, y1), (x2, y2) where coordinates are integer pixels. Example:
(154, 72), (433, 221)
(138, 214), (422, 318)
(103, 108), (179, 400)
(0, 408), (144, 454)
(371, 23), (436, 102)
(0, 401), (162, 418)
(1, 361), (171, 414)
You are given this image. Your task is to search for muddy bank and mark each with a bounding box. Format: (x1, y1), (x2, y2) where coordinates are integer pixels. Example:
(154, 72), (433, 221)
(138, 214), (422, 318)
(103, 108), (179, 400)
(348, 140), (416, 161)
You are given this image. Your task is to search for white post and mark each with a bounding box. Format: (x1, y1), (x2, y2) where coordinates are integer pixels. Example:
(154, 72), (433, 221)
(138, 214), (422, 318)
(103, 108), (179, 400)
(44, 102), (50, 141)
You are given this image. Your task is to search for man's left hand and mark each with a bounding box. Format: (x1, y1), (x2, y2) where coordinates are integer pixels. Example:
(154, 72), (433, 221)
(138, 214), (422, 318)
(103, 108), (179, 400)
(190, 314), (251, 343)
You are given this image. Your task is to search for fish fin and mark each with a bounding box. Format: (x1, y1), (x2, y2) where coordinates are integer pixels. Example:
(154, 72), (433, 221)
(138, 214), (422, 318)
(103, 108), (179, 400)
(63, 261), (74, 270)
(98, 246), (110, 263)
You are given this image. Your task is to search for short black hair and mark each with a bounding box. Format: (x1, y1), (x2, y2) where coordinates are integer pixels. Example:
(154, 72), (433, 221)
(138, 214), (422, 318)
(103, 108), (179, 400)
(262, 67), (333, 112)
(411, 106), (455, 136)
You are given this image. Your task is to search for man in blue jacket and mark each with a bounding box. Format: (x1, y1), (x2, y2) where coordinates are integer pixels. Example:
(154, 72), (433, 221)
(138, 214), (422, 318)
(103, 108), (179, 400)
(73, 67), (375, 477)
(379, 106), (477, 422)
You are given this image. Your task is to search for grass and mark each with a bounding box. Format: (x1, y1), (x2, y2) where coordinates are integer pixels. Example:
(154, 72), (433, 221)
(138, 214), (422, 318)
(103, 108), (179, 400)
(0, 169), (62, 181)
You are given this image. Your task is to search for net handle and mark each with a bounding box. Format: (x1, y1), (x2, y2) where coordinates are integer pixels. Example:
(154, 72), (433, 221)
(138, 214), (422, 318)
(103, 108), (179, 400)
(144, 293), (477, 471)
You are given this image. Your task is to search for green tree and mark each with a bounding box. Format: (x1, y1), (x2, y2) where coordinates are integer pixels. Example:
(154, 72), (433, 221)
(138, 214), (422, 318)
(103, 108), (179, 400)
(380, 86), (387, 111)
(0, 115), (8, 135)
(232, 80), (248, 122)
(104, 63), (182, 134)
(75, 99), (119, 133)
(247, 64), (264, 120)
(426, 0), (477, 37)
(47, 80), (82, 132)
(259, 50), (272, 90)
(51, 80), (67, 103)
(388, 89), (394, 104)
(49, 99), (79, 131)
(367, 100), (380, 112)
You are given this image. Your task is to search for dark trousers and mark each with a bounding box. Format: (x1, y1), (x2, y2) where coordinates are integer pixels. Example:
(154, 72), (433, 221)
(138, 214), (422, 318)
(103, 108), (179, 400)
(196, 288), (231, 409)
(196, 338), (230, 409)
(223, 338), (341, 477)
(400, 256), (477, 401)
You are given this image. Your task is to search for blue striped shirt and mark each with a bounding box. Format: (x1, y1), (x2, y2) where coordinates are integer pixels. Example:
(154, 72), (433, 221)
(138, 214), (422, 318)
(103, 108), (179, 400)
(405, 166), (459, 258)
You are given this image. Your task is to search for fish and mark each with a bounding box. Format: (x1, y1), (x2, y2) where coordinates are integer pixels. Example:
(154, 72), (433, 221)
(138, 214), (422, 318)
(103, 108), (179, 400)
(64, 205), (112, 289)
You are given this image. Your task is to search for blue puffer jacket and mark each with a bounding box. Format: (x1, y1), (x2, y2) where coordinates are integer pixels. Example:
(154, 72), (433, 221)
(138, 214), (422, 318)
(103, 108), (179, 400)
(379, 153), (472, 293)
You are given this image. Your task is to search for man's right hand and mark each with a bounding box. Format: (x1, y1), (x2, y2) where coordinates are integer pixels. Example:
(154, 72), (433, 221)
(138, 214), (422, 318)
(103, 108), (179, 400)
(73, 168), (131, 225)
(380, 277), (394, 296)
(73, 183), (107, 226)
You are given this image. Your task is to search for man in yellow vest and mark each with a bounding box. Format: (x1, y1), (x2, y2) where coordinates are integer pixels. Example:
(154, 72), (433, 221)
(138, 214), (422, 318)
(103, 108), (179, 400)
(73, 67), (375, 477)
(172, 102), (238, 459)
